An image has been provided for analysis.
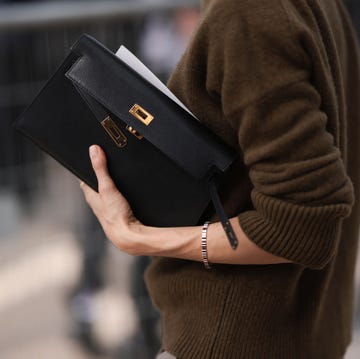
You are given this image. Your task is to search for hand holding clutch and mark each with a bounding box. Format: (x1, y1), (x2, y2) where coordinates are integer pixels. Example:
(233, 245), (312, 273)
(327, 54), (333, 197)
(81, 144), (146, 255)
(83, 144), (293, 267)
(82, 144), (207, 260)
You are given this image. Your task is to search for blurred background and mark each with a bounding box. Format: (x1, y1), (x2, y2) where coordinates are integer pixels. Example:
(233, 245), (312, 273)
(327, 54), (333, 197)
(0, 1), (359, 358)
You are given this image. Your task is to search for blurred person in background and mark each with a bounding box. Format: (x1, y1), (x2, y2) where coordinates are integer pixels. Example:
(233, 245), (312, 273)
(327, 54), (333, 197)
(80, 0), (360, 358)
(139, 7), (201, 81)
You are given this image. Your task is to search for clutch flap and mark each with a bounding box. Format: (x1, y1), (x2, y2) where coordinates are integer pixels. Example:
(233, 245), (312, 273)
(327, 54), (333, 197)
(66, 34), (237, 181)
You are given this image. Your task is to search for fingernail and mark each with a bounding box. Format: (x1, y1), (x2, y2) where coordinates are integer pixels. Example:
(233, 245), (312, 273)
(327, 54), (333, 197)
(89, 145), (98, 158)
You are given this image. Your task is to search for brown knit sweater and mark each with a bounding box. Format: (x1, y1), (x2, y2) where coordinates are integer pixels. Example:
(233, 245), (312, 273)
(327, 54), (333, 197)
(145, 0), (360, 358)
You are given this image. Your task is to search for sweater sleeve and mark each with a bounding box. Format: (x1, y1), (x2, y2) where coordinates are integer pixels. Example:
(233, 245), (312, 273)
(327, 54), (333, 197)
(203, 1), (355, 270)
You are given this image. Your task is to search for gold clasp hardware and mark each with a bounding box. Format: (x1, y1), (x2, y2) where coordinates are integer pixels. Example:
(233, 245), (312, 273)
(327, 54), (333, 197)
(101, 116), (127, 148)
(126, 125), (143, 140)
(129, 104), (154, 126)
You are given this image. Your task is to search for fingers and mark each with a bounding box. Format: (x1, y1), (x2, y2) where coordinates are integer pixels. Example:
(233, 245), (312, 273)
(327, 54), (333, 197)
(89, 145), (117, 195)
(79, 147), (139, 246)
(80, 180), (100, 208)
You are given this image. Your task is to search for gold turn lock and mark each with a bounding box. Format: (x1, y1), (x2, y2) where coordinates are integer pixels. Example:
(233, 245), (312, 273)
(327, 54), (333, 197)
(101, 116), (127, 148)
(129, 104), (154, 126)
(126, 125), (143, 140)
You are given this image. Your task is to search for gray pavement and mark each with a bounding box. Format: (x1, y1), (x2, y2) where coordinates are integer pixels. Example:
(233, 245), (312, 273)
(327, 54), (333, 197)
(0, 159), (137, 358)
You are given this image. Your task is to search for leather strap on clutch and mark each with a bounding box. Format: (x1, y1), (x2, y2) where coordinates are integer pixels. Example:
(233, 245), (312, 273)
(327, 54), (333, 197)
(208, 177), (238, 249)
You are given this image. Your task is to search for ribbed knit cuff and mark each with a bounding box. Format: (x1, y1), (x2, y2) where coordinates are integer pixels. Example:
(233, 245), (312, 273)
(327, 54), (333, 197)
(238, 190), (352, 270)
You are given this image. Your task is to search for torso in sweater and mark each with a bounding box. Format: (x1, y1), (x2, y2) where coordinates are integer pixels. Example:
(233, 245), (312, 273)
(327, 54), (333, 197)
(145, 1), (360, 358)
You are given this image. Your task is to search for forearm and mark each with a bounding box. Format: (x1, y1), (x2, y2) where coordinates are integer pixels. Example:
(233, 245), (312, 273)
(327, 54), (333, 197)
(83, 145), (292, 266)
(130, 216), (292, 265)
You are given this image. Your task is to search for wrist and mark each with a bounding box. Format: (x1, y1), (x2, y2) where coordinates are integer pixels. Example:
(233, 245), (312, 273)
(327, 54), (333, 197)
(126, 218), (144, 237)
(127, 222), (202, 259)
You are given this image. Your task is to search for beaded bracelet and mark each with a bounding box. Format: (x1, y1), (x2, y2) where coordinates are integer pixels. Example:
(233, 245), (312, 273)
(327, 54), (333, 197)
(201, 221), (211, 270)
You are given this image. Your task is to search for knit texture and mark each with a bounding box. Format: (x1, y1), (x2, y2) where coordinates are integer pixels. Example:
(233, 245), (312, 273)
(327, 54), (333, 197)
(145, 0), (360, 358)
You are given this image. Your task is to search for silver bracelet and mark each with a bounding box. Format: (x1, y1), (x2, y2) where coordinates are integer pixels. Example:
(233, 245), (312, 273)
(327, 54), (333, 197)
(201, 221), (211, 270)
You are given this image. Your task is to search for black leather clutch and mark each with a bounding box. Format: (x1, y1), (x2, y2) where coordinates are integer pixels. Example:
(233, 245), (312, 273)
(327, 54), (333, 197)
(13, 34), (239, 248)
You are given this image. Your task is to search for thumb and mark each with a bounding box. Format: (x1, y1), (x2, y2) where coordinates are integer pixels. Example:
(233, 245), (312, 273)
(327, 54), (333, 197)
(89, 145), (117, 195)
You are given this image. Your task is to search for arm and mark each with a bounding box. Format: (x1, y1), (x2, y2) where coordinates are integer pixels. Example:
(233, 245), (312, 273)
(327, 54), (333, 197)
(81, 2), (355, 271)
(81, 145), (292, 266)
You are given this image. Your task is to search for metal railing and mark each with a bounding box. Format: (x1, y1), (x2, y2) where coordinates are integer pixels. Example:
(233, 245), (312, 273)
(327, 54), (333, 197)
(0, 0), (199, 30)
